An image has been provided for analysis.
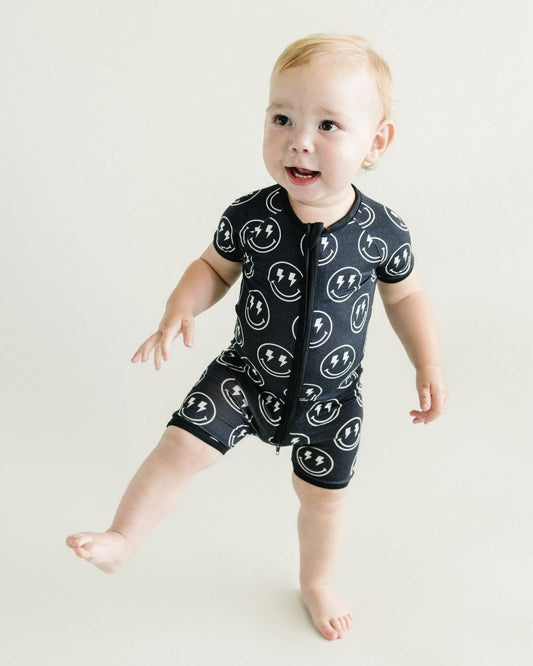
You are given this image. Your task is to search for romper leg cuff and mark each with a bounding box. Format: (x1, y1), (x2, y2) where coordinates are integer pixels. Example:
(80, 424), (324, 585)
(292, 466), (352, 490)
(166, 417), (230, 455)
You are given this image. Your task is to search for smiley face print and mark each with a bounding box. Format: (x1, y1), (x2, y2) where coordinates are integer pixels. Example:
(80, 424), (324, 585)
(292, 311), (333, 349)
(217, 348), (247, 373)
(384, 206), (408, 230)
(179, 392), (216, 425)
(326, 267), (362, 302)
(306, 399), (342, 427)
(320, 345), (357, 380)
(358, 230), (388, 264)
(258, 391), (285, 425)
(268, 262), (304, 302)
(295, 446), (334, 478)
(385, 243), (412, 279)
(221, 378), (249, 416)
(334, 417), (361, 451)
(356, 202), (376, 229)
(257, 343), (293, 378)
(214, 216), (236, 254)
(240, 218), (281, 253)
(350, 294), (370, 334)
(244, 290), (270, 330)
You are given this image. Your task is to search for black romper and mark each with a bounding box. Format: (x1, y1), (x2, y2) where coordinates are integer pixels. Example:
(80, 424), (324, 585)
(168, 184), (414, 488)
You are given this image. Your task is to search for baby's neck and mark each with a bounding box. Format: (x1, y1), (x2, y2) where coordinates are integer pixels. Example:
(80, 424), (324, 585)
(288, 188), (356, 227)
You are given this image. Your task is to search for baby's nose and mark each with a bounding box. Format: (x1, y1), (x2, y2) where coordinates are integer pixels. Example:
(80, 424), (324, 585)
(289, 128), (314, 153)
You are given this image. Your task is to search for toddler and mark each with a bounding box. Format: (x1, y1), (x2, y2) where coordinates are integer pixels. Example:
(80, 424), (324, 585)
(67, 33), (447, 641)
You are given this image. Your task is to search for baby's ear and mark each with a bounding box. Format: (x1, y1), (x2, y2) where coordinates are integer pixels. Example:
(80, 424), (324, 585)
(365, 121), (395, 166)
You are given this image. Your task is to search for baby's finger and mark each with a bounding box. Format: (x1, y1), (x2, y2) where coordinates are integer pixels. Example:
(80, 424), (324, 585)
(154, 345), (162, 371)
(418, 386), (431, 412)
(181, 317), (195, 348)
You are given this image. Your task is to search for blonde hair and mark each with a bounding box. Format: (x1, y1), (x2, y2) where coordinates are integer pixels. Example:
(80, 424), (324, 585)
(272, 33), (393, 123)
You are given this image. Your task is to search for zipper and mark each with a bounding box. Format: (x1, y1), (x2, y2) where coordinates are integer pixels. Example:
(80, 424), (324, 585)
(274, 222), (324, 446)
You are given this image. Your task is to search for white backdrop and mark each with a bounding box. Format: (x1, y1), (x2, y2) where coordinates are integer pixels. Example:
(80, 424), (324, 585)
(1, 1), (531, 665)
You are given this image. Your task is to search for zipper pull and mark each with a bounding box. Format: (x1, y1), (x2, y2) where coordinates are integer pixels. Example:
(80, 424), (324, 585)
(276, 445), (280, 456)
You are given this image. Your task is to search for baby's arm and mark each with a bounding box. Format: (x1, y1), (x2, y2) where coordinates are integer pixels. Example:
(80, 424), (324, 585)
(131, 244), (242, 370)
(378, 269), (448, 424)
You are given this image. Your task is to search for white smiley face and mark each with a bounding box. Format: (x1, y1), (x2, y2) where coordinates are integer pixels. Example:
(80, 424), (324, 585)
(299, 384), (323, 401)
(320, 345), (357, 380)
(216, 348), (247, 373)
(296, 446), (334, 477)
(230, 190), (261, 206)
(292, 311), (333, 348)
(358, 230), (388, 264)
(268, 262), (303, 302)
(337, 368), (360, 390)
(385, 243), (412, 278)
(257, 343), (293, 377)
(180, 392), (216, 425)
(240, 218), (281, 253)
(215, 216), (235, 254)
(244, 290), (270, 330)
(326, 267), (362, 302)
(306, 399), (342, 427)
(228, 424), (250, 447)
(288, 433), (310, 446)
(334, 417), (362, 451)
(243, 253), (255, 278)
(266, 188), (282, 213)
(350, 294), (370, 334)
(356, 202), (376, 229)
(217, 348), (245, 372)
(384, 206), (408, 230)
(234, 317), (244, 346)
(241, 356), (265, 387)
(258, 391), (285, 425)
(221, 378), (248, 415)
(317, 234), (338, 265)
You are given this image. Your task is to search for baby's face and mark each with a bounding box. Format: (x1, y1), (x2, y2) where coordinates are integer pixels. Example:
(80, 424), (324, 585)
(263, 55), (387, 219)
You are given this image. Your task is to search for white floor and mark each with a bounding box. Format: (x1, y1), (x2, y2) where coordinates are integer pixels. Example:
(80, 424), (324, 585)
(2, 347), (531, 666)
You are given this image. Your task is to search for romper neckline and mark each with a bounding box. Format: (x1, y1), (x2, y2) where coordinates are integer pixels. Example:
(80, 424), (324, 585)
(278, 185), (362, 234)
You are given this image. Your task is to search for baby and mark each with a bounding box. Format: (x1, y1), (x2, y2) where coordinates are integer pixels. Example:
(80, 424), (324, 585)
(67, 33), (447, 641)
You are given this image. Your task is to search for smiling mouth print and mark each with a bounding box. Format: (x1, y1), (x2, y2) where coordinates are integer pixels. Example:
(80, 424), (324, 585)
(286, 167), (321, 185)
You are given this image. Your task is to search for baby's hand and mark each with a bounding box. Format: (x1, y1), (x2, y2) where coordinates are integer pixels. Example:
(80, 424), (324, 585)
(410, 364), (448, 424)
(131, 313), (194, 371)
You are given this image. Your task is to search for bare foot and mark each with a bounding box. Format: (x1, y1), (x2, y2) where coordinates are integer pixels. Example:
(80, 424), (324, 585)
(66, 530), (130, 574)
(301, 584), (353, 640)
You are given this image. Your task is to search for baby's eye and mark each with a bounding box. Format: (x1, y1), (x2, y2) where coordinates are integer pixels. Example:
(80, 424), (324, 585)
(319, 120), (339, 132)
(273, 114), (291, 127)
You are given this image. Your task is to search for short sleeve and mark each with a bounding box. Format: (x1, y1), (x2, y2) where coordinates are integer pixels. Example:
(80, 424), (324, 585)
(212, 203), (245, 263)
(374, 205), (414, 283)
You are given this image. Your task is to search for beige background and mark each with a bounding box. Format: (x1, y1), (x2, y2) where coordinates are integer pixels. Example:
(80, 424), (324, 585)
(1, 1), (531, 664)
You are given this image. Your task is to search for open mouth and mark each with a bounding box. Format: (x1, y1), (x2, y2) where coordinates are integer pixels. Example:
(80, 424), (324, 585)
(286, 166), (321, 185)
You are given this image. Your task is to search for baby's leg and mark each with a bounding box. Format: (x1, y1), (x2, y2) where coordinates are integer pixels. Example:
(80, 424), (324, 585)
(292, 473), (352, 641)
(66, 427), (222, 573)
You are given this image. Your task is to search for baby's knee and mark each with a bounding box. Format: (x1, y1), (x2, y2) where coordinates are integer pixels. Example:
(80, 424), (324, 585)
(292, 473), (348, 509)
(159, 426), (223, 472)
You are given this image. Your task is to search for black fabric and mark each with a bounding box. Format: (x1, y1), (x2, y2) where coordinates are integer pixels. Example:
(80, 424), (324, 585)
(168, 184), (413, 488)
